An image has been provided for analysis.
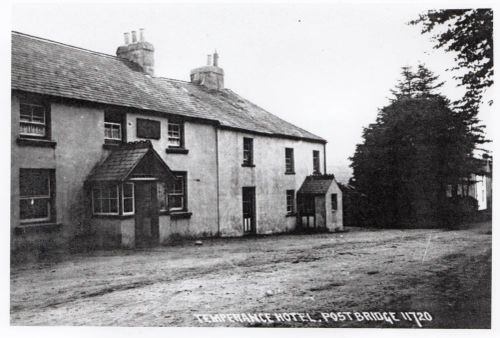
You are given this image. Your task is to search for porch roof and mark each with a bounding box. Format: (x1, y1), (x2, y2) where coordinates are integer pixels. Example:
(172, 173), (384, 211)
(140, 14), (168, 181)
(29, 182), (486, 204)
(86, 141), (175, 182)
(298, 175), (336, 195)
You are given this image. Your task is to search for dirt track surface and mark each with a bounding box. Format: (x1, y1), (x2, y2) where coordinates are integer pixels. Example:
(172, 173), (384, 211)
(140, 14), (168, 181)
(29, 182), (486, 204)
(11, 222), (491, 328)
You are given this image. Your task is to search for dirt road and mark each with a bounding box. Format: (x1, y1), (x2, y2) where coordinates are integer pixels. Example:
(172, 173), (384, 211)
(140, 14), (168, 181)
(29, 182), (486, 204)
(10, 222), (491, 328)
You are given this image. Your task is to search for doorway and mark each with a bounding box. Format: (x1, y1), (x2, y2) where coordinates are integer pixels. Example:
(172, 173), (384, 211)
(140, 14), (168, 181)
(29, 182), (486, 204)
(134, 181), (159, 247)
(242, 187), (256, 235)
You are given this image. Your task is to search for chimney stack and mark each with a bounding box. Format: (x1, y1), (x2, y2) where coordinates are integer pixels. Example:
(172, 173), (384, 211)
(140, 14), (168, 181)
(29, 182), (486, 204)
(190, 51), (224, 91)
(116, 29), (155, 76)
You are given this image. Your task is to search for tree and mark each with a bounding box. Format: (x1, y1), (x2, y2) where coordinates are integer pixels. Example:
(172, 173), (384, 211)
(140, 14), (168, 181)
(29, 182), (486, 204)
(410, 9), (493, 115)
(349, 65), (485, 228)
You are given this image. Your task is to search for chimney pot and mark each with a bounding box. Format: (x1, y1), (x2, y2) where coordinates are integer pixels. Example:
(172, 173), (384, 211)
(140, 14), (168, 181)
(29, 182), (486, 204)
(191, 52), (224, 91)
(139, 28), (145, 42)
(116, 30), (155, 76)
(213, 50), (219, 67)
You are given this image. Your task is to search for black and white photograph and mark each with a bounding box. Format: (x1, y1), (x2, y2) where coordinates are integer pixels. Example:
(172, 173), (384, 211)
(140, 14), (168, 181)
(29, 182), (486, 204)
(2, 0), (496, 334)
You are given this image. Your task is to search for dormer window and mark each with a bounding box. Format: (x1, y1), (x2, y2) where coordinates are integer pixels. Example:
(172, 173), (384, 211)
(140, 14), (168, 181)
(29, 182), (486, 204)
(19, 102), (47, 138)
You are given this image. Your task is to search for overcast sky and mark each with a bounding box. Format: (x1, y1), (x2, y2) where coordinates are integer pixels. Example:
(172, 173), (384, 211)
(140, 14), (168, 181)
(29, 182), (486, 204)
(11, 2), (493, 181)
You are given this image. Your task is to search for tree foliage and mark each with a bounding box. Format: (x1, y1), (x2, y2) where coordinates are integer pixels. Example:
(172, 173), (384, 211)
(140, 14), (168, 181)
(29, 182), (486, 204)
(410, 9), (493, 114)
(350, 65), (485, 228)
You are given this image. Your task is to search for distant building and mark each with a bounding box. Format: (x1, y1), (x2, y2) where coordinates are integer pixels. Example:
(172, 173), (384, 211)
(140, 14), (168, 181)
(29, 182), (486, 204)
(11, 30), (343, 250)
(447, 157), (492, 211)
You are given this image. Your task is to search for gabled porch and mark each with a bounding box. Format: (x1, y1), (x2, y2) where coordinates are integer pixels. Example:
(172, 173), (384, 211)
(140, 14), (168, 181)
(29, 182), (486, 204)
(86, 141), (176, 248)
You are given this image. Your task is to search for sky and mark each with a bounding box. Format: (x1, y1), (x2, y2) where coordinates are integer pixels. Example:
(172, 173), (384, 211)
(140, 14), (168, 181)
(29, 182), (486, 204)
(10, 1), (494, 182)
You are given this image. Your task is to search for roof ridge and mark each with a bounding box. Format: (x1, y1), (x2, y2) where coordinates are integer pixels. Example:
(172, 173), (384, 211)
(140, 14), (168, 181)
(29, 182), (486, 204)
(12, 30), (123, 61)
(154, 77), (192, 85)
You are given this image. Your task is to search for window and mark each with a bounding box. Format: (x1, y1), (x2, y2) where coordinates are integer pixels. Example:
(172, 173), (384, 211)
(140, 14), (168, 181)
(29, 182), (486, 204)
(286, 190), (295, 214)
(104, 111), (124, 142)
(19, 102), (47, 138)
(92, 184), (119, 215)
(19, 169), (54, 223)
(313, 150), (321, 174)
(104, 123), (121, 140)
(168, 173), (187, 211)
(285, 148), (295, 173)
(122, 183), (135, 215)
(331, 193), (338, 212)
(137, 118), (161, 139)
(243, 138), (254, 166)
(168, 122), (184, 148)
(92, 183), (136, 216)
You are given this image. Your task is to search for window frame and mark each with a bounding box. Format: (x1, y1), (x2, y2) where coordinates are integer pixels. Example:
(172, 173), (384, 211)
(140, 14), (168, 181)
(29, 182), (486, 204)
(104, 122), (122, 141)
(121, 183), (135, 215)
(168, 172), (187, 212)
(18, 98), (51, 140)
(286, 189), (295, 214)
(167, 121), (184, 148)
(285, 148), (295, 174)
(242, 137), (254, 166)
(91, 184), (120, 216)
(103, 110), (125, 144)
(19, 169), (54, 224)
(313, 150), (321, 174)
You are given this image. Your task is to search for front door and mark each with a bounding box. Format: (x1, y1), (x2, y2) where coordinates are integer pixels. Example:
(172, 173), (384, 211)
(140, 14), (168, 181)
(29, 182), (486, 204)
(299, 194), (316, 229)
(134, 181), (159, 247)
(242, 187), (256, 234)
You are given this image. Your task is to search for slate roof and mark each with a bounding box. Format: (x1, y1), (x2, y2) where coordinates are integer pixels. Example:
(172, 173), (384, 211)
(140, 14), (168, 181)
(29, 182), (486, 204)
(87, 141), (165, 182)
(12, 31), (325, 143)
(298, 175), (336, 195)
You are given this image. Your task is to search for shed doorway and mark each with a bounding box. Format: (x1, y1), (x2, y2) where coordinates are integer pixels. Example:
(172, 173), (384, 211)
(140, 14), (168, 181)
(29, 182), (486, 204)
(242, 187), (256, 235)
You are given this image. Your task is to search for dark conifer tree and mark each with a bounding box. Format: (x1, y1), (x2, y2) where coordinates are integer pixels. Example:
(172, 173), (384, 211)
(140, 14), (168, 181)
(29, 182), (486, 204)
(350, 65), (486, 228)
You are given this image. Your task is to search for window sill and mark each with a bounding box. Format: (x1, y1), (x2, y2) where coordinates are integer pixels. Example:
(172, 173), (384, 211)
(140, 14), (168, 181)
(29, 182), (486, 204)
(15, 222), (62, 235)
(285, 171), (296, 175)
(102, 142), (123, 150)
(92, 214), (134, 219)
(286, 213), (297, 217)
(170, 211), (192, 220)
(16, 137), (56, 148)
(242, 163), (256, 168)
(165, 147), (189, 154)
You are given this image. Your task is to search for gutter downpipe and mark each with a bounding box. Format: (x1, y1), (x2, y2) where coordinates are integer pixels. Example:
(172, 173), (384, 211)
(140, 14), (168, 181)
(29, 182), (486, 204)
(215, 125), (221, 236)
(323, 142), (327, 174)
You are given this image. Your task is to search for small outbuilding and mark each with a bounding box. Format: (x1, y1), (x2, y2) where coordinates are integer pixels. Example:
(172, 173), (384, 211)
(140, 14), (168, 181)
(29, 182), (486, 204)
(297, 175), (343, 232)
